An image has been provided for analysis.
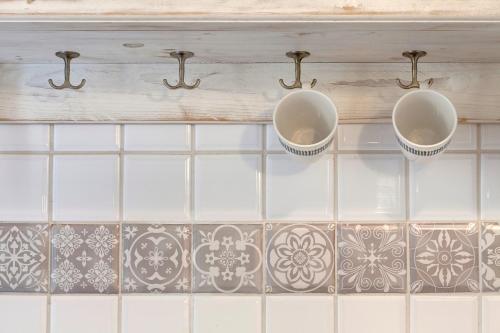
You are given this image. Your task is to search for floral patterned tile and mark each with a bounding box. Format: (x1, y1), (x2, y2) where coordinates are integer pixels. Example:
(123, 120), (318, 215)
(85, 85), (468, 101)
(337, 224), (406, 294)
(0, 224), (49, 292)
(265, 223), (335, 293)
(410, 223), (479, 293)
(481, 222), (500, 291)
(192, 224), (263, 293)
(122, 224), (191, 293)
(51, 224), (120, 294)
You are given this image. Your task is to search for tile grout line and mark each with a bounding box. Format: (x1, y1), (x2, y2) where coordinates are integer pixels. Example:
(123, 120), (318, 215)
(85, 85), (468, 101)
(117, 124), (125, 333)
(405, 156), (411, 333)
(333, 131), (339, 333)
(261, 124), (267, 333)
(477, 124), (482, 333)
(46, 124), (54, 333)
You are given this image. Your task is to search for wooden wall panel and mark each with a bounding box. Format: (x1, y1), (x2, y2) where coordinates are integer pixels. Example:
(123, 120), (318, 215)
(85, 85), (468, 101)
(0, 62), (498, 123)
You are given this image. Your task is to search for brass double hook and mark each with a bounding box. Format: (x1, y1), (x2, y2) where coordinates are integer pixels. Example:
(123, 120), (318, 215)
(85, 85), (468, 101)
(396, 50), (434, 89)
(163, 51), (201, 89)
(279, 51), (317, 89)
(48, 51), (86, 90)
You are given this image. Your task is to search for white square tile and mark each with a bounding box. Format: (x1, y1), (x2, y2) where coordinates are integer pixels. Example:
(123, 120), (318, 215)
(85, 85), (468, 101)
(338, 295), (405, 333)
(482, 296), (500, 333)
(54, 124), (120, 151)
(481, 124), (500, 150)
(409, 154), (477, 220)
(51, 296), (118, 333)
(338, 154), (405, 220)
(482, 154), (500, 220)
(0, 155), (48, 221)
(266, 125), (333, 152)
(123, 155), (190, 221)
(0, 125), (49, 151)
(267, 296), (334, 333)
(448, 125), (477, 150)
(193, 295), (261, 333)
(53, 155), (119, 221)
(266, 154), (333, 220)
(124, 124), (190, 151)
(411, 296), (478, 333)
(196, 125), (262, 150)
(194, 155), (261, 220)
(338, 124), (399, 150)
(0, 295), (47, 333)
(122, 296), (189, 333)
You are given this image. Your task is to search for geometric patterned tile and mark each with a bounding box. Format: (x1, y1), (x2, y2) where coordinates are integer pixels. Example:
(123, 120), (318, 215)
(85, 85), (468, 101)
(192, 224), (263, 293)
(51, 224), (119, 294)
(410, 223), (479, 293)
(122, 224), (191, 293)
(0, 223), (49, 292)
(481, 222), (500, 291)
(337, 224), (406, 293)
(265, 223), (335, 293)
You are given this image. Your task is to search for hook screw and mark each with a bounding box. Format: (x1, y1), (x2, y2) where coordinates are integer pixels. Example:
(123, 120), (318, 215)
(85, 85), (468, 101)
(163, 51), (200, 89)
(48, 51), (86, 90)
(279, 51), (317, 89)
(396, 50), (433, 89)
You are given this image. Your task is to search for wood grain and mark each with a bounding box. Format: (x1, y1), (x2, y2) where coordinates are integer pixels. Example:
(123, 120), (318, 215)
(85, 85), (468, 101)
(0, 62), (499, 123)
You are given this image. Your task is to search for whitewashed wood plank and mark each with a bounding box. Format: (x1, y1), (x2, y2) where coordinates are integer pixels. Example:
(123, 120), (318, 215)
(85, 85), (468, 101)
(0, 63), (498, 123)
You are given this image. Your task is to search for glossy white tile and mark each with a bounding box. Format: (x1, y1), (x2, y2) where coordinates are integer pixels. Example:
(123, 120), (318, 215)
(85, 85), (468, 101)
(122, 296), (189, 333)
(0, 295), (47, 333)
(123, 155), (190, 221)
(53, 155), (119, 221)
(0, 124), (49, 151)
(51, 296), (118, 333)
(194, 154), (261, 220)
(124, 124), (190, 151)
(481, 154), (500, 220)
(411, 296), (478, 333)
(54, 124), (120, 151)
(193, 296), (261, 333)
(482, 296), (500, 333)
(0, 155), (48, 221)
(448, 124), (477, 150)
(409, 154), (477, 220)
(481, 124), (500, 150)
(266, 124), (333, 152)
(266, 296), (334, 333)
(338, 124), (398, 150)
(266, 154), (333, 220)
(196, 124), (261, 150)
(338, 154), (405, 220)
(338, 295), (405, 333)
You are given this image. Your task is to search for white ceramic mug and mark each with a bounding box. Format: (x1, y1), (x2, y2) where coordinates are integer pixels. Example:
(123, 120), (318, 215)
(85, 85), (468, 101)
(392, 89), (457, 160)
(273, 90), (338, 157)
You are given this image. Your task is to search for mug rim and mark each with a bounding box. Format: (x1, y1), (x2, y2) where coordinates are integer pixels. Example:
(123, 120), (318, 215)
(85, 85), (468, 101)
(392, 89), (458, 149)
(273, 89), (338, 149)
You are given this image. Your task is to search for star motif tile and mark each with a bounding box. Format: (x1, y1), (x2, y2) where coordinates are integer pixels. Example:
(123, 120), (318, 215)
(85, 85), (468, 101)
(481, 222), (500, 291)
(410, 223), (479, 293)
(337, 224), (406, 293)
(265, 223), (335, 293)
(122, 224), (191, 293)
(50, 224), (120, 294)
(0, 223), (49, 292)
(192, 224), (263, 293)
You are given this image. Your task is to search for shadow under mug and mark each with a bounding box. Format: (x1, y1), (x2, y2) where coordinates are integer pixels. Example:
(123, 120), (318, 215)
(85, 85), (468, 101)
(273, 90), (338, 157)
(393, 89), (457, 160)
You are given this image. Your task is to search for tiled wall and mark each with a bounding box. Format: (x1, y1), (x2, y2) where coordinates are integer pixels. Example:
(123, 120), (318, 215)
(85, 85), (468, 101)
(0, 123), (499, 333)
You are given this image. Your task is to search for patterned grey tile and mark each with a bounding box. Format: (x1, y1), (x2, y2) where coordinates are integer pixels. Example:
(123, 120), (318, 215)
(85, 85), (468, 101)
(193, 224), (263, 293)
(410, 223), (479, 293)
(0, 223), (49, 292)
(481, 222), (500, 291)
(337, 224), (406, 293)
(51, 224), (119, 294)
(122, 224), (191, 293)
(266, 223), (335, 293)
